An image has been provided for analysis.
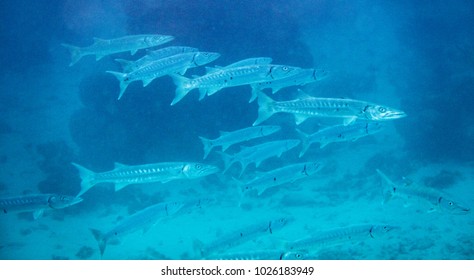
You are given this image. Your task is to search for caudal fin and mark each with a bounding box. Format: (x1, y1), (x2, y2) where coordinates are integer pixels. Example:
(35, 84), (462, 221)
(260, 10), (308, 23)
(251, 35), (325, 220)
(90, 228), (107, 257)
(216, 151), (236, 173)
(170, 74), (193, 105)
(198, 136), (214, 159)
(114, 58), (135, 72)
(376, 169), (396, 204)
(295, 128), (310, 157)
(61, 43), (83, 67)
(106, 71), (130, 100)
(253, 92), (276, 126)
(71, 163), (97, 197)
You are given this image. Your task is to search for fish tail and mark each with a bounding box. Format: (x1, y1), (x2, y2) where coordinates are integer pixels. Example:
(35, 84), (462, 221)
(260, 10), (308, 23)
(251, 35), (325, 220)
(71, 162), (97, 197)
(198, 136), (214, 159)
(253, 92), (275, 126)
(170, 74), (192, 105)
(376, 169), (395, 204)
(295, 128), (310, 157)
(61, 43), (83, 67)
(90, 228), (107, 257)
(249, 86), (261, 103)
(106, 71), (129, 100)
(114, 58), (134, 72)
(216, 151), (234, 173)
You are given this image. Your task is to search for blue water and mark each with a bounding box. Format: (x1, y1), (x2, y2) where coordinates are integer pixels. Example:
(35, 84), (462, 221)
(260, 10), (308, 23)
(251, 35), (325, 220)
(0, 0), (473, 260)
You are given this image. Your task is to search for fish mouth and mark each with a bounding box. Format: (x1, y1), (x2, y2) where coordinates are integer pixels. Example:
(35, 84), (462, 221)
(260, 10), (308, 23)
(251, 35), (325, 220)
(385, 111), (407, 119)
(70, 197), (84, 206)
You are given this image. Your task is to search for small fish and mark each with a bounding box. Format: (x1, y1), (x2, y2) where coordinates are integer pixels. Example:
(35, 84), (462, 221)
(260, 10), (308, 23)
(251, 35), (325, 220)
(115, 46), (199, 72)
(90, 201), (184, 257)
(107, 51), (220, 100)
(0, 194), (83, 219)
(376, 169), (470, 215)
(206, 250), (307, 260)
(253, 91), (407, 126)
(252, 68), (329, 94)
(286, 224), (398, 254)
(218, 139), (301, 177)
(62, 34), (174, 66)
(199, 125), (281, 159)
(194, 216), (293, 258)
(296, 122), (384, 156)
(72, 162), (219, 197)
(241, 161), (323, 196)
(170, 64), (300, 105)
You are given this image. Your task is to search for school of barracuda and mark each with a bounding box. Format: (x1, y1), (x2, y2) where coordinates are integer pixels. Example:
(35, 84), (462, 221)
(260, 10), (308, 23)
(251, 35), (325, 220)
(2, 33), (469, 260)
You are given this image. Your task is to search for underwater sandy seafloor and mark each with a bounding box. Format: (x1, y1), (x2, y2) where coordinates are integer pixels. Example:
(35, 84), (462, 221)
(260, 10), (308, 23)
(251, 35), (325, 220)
(1, 1), (473, 260)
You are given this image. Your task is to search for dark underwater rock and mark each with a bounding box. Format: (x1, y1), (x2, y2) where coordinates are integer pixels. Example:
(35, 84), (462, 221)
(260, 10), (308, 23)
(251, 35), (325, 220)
(423, 170), (462, 190)
(75, 246), (94, 260)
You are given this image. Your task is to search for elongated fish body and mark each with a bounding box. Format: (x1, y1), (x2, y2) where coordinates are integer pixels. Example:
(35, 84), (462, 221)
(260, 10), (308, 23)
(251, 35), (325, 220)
(195, 217), (293, 258)
(376, 169), (470, 214)
(116, 46), (199, 72)
(90, 201), (184, 257)
(287, 224), (397, 253)
(62, 34), (174, 66)
(296, 122), (384, 156)
(242, 161), (323, 196)
(218, 139), (301, 177)
(254, 91), (407, 126)
(0, 194), (83, 219)
(206, 250), (307, 260)
(199, 125), (281, 159)
(107, 51), (220, 99)
(206, 57), (273, 72)
(170, 64), (300, 105)
(252, 68), (329, 94)
(72, 162), (219, 197)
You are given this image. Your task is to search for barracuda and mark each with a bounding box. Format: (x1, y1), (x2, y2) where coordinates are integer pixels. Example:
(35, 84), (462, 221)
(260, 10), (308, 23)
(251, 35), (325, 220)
(107, 51), (220, 100)
(62, 34), (174, 66)
(253, 91), (407, 126)
(198, 125), (281, 159)
(252, 68), (329, 94)
(0, 194), (83, 219)
(72, 161), (219, 197)
(206, 250), (307, 260)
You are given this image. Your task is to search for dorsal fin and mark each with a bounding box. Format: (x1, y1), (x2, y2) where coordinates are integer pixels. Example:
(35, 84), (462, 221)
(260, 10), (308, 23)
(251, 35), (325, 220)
(296, 89), (313, 99)
(114, 162), (128, 168)
(219, 130), (230, 136)
(93, 37), (107, 43)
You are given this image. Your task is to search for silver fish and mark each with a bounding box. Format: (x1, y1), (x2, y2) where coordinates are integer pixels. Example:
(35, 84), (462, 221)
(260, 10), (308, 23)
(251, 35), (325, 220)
(170, 64), (300, 105)
(115, 46), (199, 72)
(376, 169), (470, 215)
(199, 125), (281, 159)
(90, 201), (184, 257)
(254, 91), (407, 126)
(252, 68), (329, 94)
(206, 250), (307, 260)
(62, 34), (174, 66)
(218, 139), (301, 177)
(241, 161), (323, 196)
(72, 162), (219, 197)
(286, 224), (398, 253)
(0, 194), (83, 219)
(194, 216), (293, 258)
(107, 51), (220, 100)
(296, 122), (384, 156)
(205, 57), (273, 73)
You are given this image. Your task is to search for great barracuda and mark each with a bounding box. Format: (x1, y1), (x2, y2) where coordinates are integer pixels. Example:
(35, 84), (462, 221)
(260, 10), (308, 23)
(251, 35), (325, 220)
(252, 68), (329, 94)
(241, 161), (323, 196)
(205, 57), (273, 72)
(115, 46), (199, 72)
(72, 161), (219, 197)
(62, 34), (174, 66)
(296, 122), (384, 156)
(376, 169), (470, 215)
(90, 200), (184, 257)
(0, 194), (83, 219)
(198, 125), (281, 159)
(170, 64), (300, 105)
(107, 51), (220, 100)
(286, 224), (398, 254)
(194, 216), (293, 258)
(253, 91), (407, 126)
(205, 250), (307, 260)
(218, 139), (301, 177)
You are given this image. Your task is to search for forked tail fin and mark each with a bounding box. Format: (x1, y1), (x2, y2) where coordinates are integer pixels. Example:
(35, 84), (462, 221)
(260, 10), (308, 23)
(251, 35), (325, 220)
(105, 71), (130, 100)
(198, 136), (214, 159)
(376, 169), (396, 204)
(71, 162), (97, 197)
(61, 43), (83, 67)
(253, 92), (275, 126)
(170, 74), (193, 105)
(114, 58), (135, 72)
(90, 228), (107, 258)
(295, 128), (310, 157)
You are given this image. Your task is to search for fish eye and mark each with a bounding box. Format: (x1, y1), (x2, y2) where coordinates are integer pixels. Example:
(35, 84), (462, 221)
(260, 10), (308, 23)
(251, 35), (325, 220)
(378, 107), (387, 113)
(195, 164), (202, 170)
(282, 66), (289, 71)
(448, 201), (454, 206)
